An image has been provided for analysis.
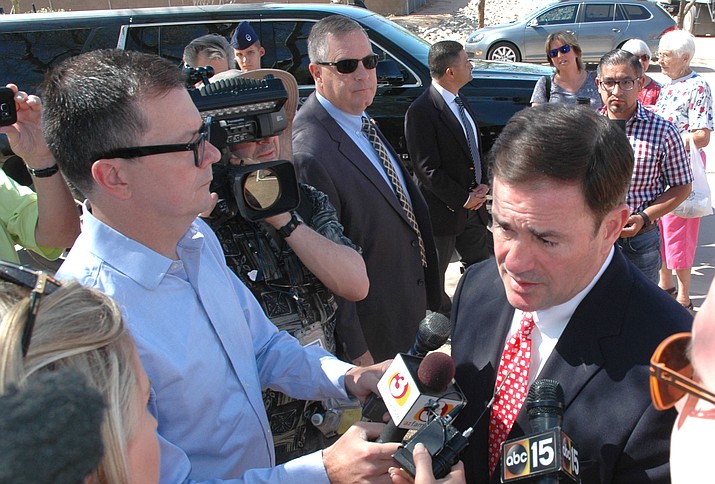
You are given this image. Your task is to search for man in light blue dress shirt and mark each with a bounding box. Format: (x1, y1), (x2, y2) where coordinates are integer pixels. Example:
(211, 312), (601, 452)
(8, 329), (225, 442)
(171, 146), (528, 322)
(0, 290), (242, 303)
(41, 49), (399, 483)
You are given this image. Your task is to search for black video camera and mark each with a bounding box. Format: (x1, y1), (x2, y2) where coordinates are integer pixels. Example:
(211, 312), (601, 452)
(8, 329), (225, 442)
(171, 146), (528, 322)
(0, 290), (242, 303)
(189, 73), (300, 223)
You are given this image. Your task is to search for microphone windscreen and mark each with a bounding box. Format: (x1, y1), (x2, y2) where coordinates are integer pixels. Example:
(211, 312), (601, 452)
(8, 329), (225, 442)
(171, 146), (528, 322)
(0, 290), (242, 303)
(526, 378), (564, 418)
(416, 352), (456, 392)
(417, 313), (452, 352)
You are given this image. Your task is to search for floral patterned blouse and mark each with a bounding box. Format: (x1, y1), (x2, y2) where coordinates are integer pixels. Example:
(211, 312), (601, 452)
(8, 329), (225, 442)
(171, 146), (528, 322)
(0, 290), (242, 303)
(654, 71), (714, 135)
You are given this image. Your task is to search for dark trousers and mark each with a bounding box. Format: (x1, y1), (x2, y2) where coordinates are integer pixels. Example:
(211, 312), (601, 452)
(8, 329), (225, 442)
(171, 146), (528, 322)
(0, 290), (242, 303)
(455, 208), (494, 269)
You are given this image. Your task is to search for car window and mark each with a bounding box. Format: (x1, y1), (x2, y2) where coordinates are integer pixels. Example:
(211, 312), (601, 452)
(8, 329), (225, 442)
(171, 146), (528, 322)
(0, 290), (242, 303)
(124, 23), (235, 64)
(0, 26), (120, 94)
(261, 21), (314, 85)
(621, 4), (652, 20)
(615, 4), (627, 20)
(583, 4), (615, 22)
(536, 4), (579, 25)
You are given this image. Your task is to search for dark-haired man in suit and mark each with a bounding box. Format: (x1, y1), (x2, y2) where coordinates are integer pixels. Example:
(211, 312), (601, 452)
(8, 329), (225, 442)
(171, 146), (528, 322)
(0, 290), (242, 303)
(293, 15), (440, 365)
(405, 40), (490, 316)
(451, 104), (692, 483)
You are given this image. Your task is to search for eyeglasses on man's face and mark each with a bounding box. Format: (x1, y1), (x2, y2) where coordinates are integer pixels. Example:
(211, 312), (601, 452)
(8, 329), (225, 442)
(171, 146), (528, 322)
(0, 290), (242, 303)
(650, 332), (715, 410)
(316, 54), (379, 74)
(598, 78), (640, 92)
(94, 116), (213, 167)
(0, 260), (62, 357)
(548, 44), (571, 58)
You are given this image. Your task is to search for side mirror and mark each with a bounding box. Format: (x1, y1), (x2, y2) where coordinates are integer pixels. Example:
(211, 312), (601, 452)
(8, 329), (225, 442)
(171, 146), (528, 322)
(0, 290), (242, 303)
(528, 18), (539, 27)
(376, 59), (407, 86)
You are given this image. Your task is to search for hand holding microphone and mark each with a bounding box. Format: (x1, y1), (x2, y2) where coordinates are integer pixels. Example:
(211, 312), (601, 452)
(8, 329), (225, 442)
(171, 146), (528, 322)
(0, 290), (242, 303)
(363, 312), (452, 423)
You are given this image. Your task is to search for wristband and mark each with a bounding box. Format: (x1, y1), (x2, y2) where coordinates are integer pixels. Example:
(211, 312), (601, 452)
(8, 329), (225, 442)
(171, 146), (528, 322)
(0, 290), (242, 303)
(637, 211), (651, 226)
(277, 212), (304, 238)
(27, 164), (59, 178)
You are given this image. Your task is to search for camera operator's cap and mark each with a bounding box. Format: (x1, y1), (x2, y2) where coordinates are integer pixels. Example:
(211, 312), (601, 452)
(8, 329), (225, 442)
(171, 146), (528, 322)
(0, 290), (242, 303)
(231, 21), (259, 50)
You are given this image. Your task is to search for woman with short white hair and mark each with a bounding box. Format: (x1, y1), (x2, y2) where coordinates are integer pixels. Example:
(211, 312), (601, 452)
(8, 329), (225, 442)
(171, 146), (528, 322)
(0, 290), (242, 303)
(621, 38), (661, 106)
(654, 29), (714, 310)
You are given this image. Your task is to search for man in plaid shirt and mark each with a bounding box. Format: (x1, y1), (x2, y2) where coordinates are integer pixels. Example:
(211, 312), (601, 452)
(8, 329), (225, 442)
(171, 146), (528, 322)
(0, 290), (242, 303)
(596, 49), (692, 283)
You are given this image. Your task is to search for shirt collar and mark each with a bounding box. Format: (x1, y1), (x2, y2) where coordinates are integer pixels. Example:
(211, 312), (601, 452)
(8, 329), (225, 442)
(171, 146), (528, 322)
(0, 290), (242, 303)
(432, 80), (457, 105)
(80, 204), (205, 290)
(315, 91), (364, 133)
(528, 246), (615, 337)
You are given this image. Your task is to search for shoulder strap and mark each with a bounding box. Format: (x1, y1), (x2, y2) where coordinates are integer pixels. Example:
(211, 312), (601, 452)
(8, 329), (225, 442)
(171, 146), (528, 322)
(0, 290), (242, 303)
(545, 75), (551, 102)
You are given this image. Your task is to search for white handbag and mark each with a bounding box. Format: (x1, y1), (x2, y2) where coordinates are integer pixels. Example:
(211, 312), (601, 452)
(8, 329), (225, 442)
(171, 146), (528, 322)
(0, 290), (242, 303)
(672, 143), (712, 219)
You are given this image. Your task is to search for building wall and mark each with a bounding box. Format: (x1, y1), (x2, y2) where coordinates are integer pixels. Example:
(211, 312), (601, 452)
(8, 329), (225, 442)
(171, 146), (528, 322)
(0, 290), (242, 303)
(1, 0), (416, 17)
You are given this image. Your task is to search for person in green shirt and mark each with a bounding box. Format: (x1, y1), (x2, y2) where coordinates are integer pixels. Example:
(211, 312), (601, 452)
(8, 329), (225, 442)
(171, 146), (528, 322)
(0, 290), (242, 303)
(0, 84), (80, 263)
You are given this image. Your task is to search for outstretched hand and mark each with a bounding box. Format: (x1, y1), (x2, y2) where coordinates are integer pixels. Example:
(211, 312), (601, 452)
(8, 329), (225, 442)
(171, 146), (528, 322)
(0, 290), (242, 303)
(323, 421), (400, 484)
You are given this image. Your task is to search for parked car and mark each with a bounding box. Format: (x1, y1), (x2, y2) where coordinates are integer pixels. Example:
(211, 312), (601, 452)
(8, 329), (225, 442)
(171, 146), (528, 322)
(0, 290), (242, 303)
(0, 3), (550, 169)
(465, 0), (676, 63)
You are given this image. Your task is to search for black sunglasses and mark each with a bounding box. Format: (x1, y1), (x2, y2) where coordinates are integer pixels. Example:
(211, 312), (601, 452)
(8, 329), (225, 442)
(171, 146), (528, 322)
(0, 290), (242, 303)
(317, 54), (379, 74)
(0, 261), (62, 357)
(94, 116), (212, 167)
(548, 44), (571, 58)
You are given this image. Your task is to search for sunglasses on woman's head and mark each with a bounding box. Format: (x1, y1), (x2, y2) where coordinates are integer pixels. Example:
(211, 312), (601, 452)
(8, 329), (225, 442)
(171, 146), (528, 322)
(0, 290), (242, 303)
(650, 332), (715, 410)
(316, 54), (379, 74)
(0, 261), (62, 357)
(548, 44), (571, 58)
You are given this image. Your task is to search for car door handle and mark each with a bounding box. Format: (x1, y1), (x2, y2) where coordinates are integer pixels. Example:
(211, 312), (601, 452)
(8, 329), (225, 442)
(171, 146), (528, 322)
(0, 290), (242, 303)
(612, 28), (621, 32)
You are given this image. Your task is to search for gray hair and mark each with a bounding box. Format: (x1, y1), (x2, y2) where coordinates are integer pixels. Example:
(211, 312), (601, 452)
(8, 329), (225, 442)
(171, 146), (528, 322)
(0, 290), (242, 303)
(658, 29), (696, 61)
(621, 38), (652, 59)
(308, 15), (368, 63)
(183, 34), (236, 70)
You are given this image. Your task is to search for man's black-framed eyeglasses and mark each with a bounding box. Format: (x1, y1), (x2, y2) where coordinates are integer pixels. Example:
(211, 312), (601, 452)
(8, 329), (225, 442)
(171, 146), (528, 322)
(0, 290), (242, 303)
(317, 54), (379, 74)
(598, 78), (640, 92)
(94, 116), (212, 167)
(0, 260), (62, 357)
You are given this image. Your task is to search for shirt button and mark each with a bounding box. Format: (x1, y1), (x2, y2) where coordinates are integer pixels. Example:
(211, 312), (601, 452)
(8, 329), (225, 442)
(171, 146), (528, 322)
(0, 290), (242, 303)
(411, 240), (418, 247)
(417, 279), (425, 286)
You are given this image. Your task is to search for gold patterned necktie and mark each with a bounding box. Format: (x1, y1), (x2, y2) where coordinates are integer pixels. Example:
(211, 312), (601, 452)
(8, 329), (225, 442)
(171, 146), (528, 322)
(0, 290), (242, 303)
(488, 311), (536, 476)
(361, 116), (426, 266)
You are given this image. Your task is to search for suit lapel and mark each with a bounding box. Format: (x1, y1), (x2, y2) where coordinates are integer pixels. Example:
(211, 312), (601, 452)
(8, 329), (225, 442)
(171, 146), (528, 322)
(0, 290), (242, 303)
(513, 250), (632, 431)
(309, 97), (414, 227)
(429, 86), (473, 162)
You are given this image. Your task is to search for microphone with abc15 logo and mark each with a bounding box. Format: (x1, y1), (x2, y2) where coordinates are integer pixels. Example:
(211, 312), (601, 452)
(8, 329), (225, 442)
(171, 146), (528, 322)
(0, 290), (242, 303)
(501, 379), (580, 483)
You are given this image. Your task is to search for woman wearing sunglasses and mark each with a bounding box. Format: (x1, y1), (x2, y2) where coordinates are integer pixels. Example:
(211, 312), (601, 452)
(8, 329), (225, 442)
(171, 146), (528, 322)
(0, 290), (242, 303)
(0, 262), (160, 483)
(650, 278), (715, 483)
(530, 31), (602, 109)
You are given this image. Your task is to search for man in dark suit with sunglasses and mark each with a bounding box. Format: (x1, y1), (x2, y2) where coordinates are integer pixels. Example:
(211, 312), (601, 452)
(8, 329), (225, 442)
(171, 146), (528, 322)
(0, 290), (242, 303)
(293, 15), (440, 365)
(405, 40), (491, 317)
(451, 104), (692, 483)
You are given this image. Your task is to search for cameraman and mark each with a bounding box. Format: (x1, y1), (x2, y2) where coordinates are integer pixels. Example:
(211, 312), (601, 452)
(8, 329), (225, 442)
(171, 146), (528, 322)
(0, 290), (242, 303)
(47, 50), (397, 483)
(205, 69), (369, 462)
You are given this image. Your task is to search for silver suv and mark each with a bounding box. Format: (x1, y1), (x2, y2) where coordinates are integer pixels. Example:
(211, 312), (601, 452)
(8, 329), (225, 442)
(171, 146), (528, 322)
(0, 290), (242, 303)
(465, 0), (676, 63)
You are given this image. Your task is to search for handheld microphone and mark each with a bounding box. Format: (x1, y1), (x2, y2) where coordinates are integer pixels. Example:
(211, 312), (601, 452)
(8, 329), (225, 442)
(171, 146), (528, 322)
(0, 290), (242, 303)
(409, 312), (452, 357)
(376, 352), (461, 443)
(362, 312), (452, 422)
(501, 379), (580, 483)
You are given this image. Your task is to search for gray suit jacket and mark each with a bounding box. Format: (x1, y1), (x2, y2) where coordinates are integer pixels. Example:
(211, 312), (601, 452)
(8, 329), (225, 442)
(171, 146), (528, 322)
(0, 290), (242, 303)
(451, 249), (692, 483)
(292, 93), (440, 362)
